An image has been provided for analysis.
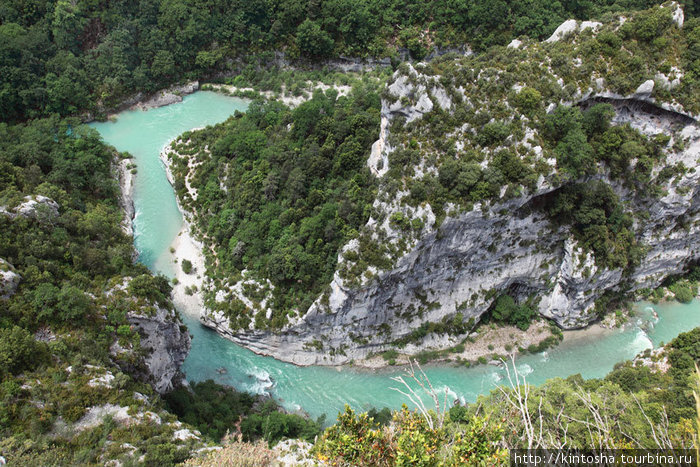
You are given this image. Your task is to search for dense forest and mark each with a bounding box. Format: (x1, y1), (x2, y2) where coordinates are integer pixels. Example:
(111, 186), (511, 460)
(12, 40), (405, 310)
(2, 0), (697, 121)
(167, 86), (381, 328)
(0, 117), (201, 463)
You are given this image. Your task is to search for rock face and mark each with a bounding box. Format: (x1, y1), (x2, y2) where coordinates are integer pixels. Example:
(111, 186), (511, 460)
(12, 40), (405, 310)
(108, 281), (191, 394)
(507, 39), (523, 49)
(0, 258), (20, 299)
(125, 304), (191, 394)
(1, 195), (59, 220)
(114, 157), (136, 236)
(203, 91), (700, 367)
(545, 19), (601, 43)
(199, 5), (700, 365)
(635, 79), (655, 98)
(671, 1), (684, 27)
(132, 81), (199, 110)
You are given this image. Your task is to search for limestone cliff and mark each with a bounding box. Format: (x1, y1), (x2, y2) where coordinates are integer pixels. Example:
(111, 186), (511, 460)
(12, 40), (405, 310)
(113, 155), (136, 237)
(199, 3), (700, 365)
(107, 279), (191, 394)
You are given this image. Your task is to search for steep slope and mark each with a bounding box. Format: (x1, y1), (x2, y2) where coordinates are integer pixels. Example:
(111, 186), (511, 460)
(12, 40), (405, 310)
(169, 3), (700, 365)
(0, 119), (207, 464)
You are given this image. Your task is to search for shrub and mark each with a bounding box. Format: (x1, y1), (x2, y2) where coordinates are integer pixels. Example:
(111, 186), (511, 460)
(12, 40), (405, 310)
(511, 87), (542, 115)
(313, 406), (392, 466)
(670, 282), (695, 304)
(181, 259), (193, 274)
(166, 381), (321, 445)
(314, 405), (507, 466)
(128, 274), (172, 306)
(490, 294), (537, 330)
(476, 122), (510, 147)
(0, 326), (47, 378)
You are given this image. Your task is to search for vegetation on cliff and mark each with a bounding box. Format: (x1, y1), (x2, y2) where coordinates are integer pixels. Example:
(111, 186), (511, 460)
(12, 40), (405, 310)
(0, 108), (320, 467)
(342, 5), (694, 287)
(166, 85), (382, 328)
(0, 118), (210, 464)
(168, 3), (696, 338)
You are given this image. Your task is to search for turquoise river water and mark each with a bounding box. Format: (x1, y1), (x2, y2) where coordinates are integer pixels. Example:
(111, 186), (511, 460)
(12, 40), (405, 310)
(90, 91), (700, 423)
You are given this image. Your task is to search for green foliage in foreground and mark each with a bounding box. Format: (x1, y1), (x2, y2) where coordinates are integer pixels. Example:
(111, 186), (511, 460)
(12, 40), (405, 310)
(168, 86), (380, 329)
(475, 326), (700, 449)
(313, 405), (508, 466)
(313, 325), (700, 466)
(165, 380), (322, 445)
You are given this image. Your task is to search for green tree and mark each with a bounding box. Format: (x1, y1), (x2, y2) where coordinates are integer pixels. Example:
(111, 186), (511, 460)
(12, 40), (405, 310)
(0, 326), (45, 378)
(555, 129), (595, 178)
(151, 50), (175, 79)
(512, 87), (542, 116)
(296, 19), (334, 57)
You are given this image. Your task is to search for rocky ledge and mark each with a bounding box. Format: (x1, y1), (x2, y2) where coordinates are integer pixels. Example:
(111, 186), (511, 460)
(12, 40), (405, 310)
(203, 94), (700, 366)
(108, 279), (191, 394)
(130, 81), (200, 111)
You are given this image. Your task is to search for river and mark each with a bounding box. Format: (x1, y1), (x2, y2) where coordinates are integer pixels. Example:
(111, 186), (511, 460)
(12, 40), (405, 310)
(90, 90), (700, 423)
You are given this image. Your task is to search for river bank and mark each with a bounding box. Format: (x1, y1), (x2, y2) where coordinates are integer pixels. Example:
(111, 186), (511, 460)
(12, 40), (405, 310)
(203, 82), (352, 108)
(107, 89), (700, 375)
(158, 138), (209, 319)
(84, 81), (201, 123)
(156, 129), (568, 370)
(151, 115), (680, 372)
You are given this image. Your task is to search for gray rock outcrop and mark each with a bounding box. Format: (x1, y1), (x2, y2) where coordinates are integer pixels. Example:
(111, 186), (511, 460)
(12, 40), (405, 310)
(113, 156), (136, 237)
(108, 281), (191, 394)
(132, 81), (200, 110)
(1, 195), (59, 220)
(125, 304), (191, 394)
(545, 19), (601, 43)
(0, 258), (20, 299)
(202, 84), (700, 366)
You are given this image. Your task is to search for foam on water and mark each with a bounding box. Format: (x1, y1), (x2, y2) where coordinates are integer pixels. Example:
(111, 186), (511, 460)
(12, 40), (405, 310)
(436, 385), (466, 406)
(517, 363), (534, 377)
(488, 370), (504, 384)
(248, 368), (275, 394)
(631, 329), (654, 354)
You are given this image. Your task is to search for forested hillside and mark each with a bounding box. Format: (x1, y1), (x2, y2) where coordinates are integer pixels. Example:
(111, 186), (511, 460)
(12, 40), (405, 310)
(3, 0), (696, 121)
(0, 117), (208, 463)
